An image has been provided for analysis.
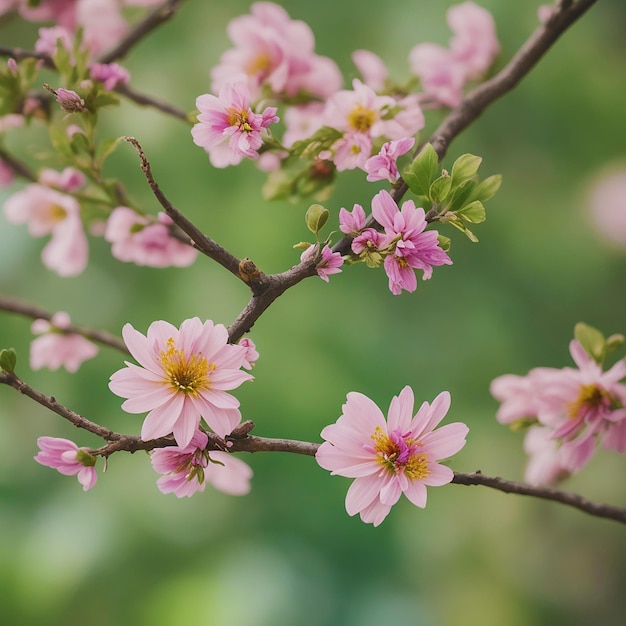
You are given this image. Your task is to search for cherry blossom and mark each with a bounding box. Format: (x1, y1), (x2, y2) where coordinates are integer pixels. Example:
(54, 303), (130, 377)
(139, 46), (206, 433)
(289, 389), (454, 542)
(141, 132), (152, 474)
(34, 436), (98, 491)
(109, 318), (254, 447)
(30, 312), (98, 373)
(192, 79), (279, 168)
(317, 386), (468, 526)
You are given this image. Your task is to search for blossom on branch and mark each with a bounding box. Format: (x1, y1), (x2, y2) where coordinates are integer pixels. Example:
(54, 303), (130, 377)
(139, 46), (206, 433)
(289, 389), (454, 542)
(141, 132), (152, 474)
(300, 244), (344, 283)
(192, 79), (279, 168)
(316, 386), (468, 526)
(363, 137), (415, 183)
(104, 207), (198, 268)
(109, 318), (254, 447)
(3, 183), (88, 276)
(34, 436), (98, 491)
(151, 430), (253, 498)
(30, 311), (98, 373)
(210, 1), (342, 99)
(491, 339), (626, 481)
(372, 190), (453, 294)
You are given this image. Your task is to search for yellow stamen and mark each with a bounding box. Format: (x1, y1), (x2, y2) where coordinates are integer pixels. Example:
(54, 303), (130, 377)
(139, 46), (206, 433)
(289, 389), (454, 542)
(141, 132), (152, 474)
(370, 426), (430, 480)
(159, 337), (213, 396)
(567, 383), (611, 418)
(49, 204), (68, 222)
(347, 104), (376, 132)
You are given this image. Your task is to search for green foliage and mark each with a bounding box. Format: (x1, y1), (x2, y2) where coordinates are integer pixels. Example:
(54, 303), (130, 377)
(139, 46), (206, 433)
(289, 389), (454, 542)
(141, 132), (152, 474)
(405, 144), (501, 243)
(574, 322), (625, 365)
(305, 204), (329, 237)
(0, 347), (17, 373)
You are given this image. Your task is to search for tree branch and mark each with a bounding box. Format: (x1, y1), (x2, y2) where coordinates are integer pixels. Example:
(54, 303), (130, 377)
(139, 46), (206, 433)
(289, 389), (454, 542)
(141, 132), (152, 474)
(97, 0), (187, 65)
(0, 294), (129, 354)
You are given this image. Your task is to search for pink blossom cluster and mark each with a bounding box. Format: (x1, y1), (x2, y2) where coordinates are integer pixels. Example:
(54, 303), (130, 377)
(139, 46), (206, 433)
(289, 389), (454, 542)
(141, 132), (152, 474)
(317, 386), (468, 526)
(1, 0), (161, 58)
(109, 318), (256, 448)
(30, 311), (98, 373)
(339, 190), (452, 295)
(409, 1), (500, 108)
(104, 207), (198, 268)
(3, 167), (89, 276)
(491, 339), (626, 485)
(196, 2), (498, 180)
(2, 163), (200, 275)
(150, 429), (252, 498)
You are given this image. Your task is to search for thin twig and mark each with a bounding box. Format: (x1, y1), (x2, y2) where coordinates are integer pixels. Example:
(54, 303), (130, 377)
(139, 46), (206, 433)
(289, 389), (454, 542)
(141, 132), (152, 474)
(451, 472), (626, 525)
(98, 0), (187, 65)
(114, 83), (190, 122)
(0, 295), (128, 354)
(0, 148), (37, 182)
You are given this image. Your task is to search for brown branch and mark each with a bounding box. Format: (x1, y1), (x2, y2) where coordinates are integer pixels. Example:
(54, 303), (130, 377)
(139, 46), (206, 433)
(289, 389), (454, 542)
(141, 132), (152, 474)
(114, 83), (190, 122)
(451, 471), (626, 525)
(3, 370), (624, 524)
(0, 371), (117, 439)
(98, 0), (187, 65)
(124, 136), (271, 288)
(0, 295), (128, 354)
(0, 46), (53, 68)
(0, 148), (37, 182)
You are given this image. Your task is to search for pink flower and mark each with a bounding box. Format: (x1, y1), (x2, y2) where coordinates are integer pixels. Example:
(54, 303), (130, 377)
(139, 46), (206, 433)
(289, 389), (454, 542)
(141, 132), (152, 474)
(587, 168), (626, 247)
(34, 436), (97, 491)
(30, 311), (98, 373)
(52, 87), (86, 113)
(492, 338), (626, 475)
(409, 43), (466, 108)
(192, 80), (279, 168)
(282, 102), (325, 147)
(533, 341), (626, 454)
(77, 0), (129, 57)
(109, 318), (254, 447)
(371, 190), (452, 294)
(90, 62), (130, 90)
(3, 183), (88, 276)
(409, 2), (499, 108)
(352, 49), (388, 91)
(325, 79), (395, 138)
(34, 26), (74, 58)
(211, 2), (342, 99)
(332, 131), (372, 172)
(523, 426), (571, 486)
(339, 203), (367, 236)
(238, 338), (259, 370)
(363, 137), (415, 183)
(300, 244), (344, 282)
(447, 2), (500, 81)
(104, 207), (198, 268)
(316, 387), (468, 526)
(39, 167), (85, 193)
(150, 429), (253, 498)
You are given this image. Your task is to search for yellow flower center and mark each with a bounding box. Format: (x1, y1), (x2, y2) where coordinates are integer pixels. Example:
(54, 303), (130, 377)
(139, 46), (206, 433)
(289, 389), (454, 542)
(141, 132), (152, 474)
(49, 204), (68, 222)
(371, 426), (430, 480)
(245, 52), (272, 76)
(567, 383), (612, 418)
(226, 107), (253, 131)
(347, 104), (377, 132)
(159, 337), (214, 396)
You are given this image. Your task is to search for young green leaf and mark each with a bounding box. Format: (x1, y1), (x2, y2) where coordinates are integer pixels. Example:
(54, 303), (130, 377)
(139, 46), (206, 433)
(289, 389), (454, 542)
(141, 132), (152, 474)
(403, 143), (438, 197)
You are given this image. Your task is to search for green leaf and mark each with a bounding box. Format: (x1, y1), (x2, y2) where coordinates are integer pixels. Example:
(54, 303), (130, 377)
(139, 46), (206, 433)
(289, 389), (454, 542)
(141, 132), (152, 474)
(450, 153), (482, 187)
(574, 322), (606, 363)
(49, 123), (75, 160)
(403, 143), (438, 197)
(437, 233), (451, 252)
(305, 204), (329, 235)
(605, 333), (625, 354)
(429, 175), (452, 204)
(447, 179), (477, 213)
(0, 348), (17, 373)
(472, 174), (502, 203)
(457, 200), (486, 224)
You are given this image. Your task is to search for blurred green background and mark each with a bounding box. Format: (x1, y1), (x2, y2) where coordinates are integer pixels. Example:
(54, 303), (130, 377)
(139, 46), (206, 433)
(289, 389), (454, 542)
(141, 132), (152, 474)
(1, 1), (625, 624)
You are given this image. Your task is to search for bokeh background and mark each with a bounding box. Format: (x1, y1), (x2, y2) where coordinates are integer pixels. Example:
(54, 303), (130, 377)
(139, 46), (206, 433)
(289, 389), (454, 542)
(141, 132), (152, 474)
(1, 1), (625, 624)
